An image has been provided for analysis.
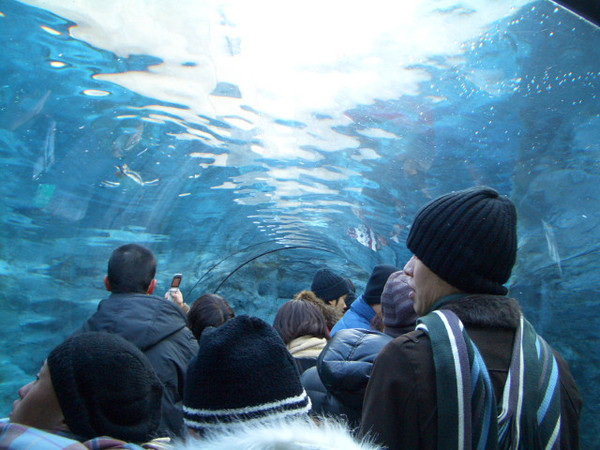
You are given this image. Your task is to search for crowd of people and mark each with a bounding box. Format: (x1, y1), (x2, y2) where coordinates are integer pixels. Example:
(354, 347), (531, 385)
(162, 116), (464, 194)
(1, 186), (582, 449)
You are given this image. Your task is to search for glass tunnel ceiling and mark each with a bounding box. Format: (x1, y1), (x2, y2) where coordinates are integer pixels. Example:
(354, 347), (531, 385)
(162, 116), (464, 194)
(1, 0), (600, 446)
(5, 0), (593, 263)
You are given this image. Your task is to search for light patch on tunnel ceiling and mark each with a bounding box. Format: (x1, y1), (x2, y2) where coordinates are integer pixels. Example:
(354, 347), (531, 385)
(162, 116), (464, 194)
(20, 0), (531, 127)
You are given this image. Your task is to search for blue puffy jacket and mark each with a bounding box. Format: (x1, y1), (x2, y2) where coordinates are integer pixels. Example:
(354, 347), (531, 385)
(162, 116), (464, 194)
(300, 328), (392, 428)
(330, 295), (374, 337)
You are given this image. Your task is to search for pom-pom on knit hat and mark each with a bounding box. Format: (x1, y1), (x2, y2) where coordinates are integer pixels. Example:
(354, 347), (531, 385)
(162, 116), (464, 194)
(381, 271), (418, 337)
(47, 332), (163, 443)
(362, 264), (399, 306)
(311, 268), (350, 302)
(183, 315), (311, 433)
(406, 186), (517, 295)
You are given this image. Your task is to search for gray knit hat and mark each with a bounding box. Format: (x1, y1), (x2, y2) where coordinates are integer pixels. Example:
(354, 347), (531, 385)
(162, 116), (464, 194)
(381, 271), (418, 337)
(47, 332), (163, 442)
(406, 186), (517, 295)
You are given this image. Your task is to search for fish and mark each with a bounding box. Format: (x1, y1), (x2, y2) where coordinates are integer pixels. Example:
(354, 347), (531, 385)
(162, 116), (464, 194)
(101, 180), (121, 188)
(388, 223), (403, 244)
(115, 163), (143, 185)
(502, 31), (518, 53)
(347, 223), (379, 252)
(33, 119), (56, 180)
(112, 122), (144, 158)
(542, 219), (562, 276)
(142, 178), (159, 186)
(10, 90), (51, 130)
(114, 163), (159, 186)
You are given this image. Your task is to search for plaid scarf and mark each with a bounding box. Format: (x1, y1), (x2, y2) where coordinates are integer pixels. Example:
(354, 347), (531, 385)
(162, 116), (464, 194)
(418, 310), (561, 450)
(0, 419), (170, 449)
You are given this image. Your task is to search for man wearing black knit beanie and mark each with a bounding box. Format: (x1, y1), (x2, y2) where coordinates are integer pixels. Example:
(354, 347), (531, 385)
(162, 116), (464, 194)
(360, 186), (581, 450)
(311, 268), (352, 313)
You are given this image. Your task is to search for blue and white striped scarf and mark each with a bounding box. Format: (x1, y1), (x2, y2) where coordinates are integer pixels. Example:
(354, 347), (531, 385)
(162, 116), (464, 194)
(417, 310), (561, 450)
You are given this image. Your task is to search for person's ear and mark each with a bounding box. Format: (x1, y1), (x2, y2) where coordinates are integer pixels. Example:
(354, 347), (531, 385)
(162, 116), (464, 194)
(147, 279), (156, 295)
(104, 275), (111, 292)
(56, 417), (70, 432)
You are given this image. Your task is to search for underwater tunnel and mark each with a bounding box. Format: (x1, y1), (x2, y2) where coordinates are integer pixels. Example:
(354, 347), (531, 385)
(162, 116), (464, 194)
(1, 0), (599, 446)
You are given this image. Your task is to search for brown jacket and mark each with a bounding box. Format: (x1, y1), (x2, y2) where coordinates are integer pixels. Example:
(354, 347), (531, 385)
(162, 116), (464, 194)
(359, 295), (582, 449)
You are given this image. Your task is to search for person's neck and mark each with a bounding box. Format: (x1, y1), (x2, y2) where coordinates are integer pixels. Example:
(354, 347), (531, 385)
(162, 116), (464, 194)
(371, 303), (382, 315)
(430, 292), (469, 311)
(111, 290), (149, 296)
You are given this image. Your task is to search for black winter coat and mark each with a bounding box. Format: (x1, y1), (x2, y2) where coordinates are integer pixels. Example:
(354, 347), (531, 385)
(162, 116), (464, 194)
(301, 328), (392, 428)
(75, 293), (199, 438)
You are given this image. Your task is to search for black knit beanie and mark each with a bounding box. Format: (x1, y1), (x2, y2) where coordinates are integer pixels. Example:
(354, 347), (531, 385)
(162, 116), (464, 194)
(406, 186), (517, 295)
(311, 268), (350, 302)
(362, 264), (399, 305)
(183, 315), (311, 432)
(47, 332), (163, 443)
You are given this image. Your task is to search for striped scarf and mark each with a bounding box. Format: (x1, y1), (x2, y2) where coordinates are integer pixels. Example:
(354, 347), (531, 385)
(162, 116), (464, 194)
(496, 316), (562, 449)
(418, 310), (497, 450)
(417, 310), (561, 450)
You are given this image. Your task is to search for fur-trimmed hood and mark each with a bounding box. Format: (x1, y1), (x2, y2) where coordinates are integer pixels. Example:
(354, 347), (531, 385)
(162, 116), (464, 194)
(438, 294), (522, 329)
(174, 417), (381, 450)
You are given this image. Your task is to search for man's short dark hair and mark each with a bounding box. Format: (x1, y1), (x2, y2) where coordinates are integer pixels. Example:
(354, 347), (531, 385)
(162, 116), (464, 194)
(107, 244), (156, 294)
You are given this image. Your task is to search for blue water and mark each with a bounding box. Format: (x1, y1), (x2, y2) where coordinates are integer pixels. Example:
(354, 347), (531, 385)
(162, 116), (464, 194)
(1, 0), (599, 445)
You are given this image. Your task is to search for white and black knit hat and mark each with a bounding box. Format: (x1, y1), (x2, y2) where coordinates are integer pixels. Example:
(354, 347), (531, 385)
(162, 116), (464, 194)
(183, 315), (311, 433)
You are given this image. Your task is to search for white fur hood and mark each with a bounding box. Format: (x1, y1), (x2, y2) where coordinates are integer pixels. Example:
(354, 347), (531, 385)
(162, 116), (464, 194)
(173, 417), (381, 450)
